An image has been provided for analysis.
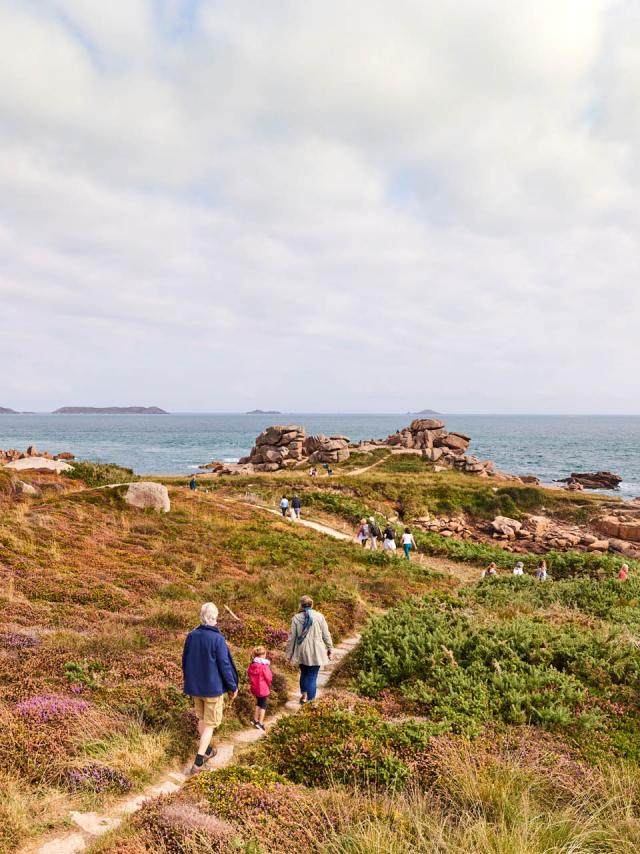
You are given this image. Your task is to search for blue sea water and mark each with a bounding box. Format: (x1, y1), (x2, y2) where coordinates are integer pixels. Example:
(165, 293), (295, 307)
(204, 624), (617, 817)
(0, 414), (639, 498)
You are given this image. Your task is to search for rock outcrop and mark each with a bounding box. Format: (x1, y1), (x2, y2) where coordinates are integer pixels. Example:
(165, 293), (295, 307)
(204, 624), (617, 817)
(385, 419), (493, 476)
(124, 482), (170, 513)
(1, 445), (75, 465)
(5, 457), (73, 473)
(559, 472), (623, 490)
(304, 435), (350, 464)
(239, 425), (307, 472)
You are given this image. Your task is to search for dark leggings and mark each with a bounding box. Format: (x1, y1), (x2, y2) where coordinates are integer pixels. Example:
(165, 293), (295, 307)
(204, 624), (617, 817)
(255, 696), (268, 710)
(299, 664), (321, 700)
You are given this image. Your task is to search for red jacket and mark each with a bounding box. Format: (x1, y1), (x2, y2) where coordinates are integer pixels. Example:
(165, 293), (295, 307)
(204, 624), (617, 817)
(247, 659), (273, 697)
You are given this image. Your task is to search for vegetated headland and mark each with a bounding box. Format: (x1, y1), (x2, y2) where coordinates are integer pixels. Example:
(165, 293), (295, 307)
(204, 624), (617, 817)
(2, 418), (640, 853)
(53, 406), (168, 414)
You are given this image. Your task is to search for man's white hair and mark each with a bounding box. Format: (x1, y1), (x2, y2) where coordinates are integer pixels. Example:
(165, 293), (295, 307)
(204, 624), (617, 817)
(200, 602), (219, 626)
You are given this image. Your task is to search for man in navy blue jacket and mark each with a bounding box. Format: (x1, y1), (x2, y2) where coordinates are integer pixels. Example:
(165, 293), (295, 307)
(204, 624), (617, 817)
(182, 602), (238, 774)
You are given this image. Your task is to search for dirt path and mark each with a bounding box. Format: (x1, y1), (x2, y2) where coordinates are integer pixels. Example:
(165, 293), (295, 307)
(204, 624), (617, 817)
(24, 633), (360, 854)
(231, 498), (479, 585)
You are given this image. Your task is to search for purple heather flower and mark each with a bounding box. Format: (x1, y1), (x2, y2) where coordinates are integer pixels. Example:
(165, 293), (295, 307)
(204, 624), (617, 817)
(15, 694), (90, 722)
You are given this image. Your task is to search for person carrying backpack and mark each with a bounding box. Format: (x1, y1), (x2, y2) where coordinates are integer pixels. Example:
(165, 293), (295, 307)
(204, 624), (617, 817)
(383, 525), (397, 552)
(368, 516), (381, 550)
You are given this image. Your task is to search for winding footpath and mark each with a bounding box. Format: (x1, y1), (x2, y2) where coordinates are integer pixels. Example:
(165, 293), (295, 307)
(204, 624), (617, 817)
(24, 632), (360, 854)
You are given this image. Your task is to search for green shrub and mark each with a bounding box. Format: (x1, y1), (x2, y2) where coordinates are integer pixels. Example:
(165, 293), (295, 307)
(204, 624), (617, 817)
(63, 461), (135, 488)
(353, 598), (640, 752)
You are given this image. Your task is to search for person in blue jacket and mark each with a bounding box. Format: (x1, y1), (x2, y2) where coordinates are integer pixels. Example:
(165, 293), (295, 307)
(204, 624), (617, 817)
(182, 602), (238, 774)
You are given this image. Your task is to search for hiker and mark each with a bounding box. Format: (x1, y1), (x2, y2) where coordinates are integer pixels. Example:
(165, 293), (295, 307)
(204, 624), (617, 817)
(292, 495), (302, 519)
(482, 562), (498, 579)
(368, 516), (381, 550)
(401, 527), (417, 560)
(279, 496), (289, 517)
(535, 560), (548, 581)
(512, 561), (525, 576)
(618, 563), (629, 581)
(285, 595), (333, 704)
(182, 602), (238, 775)
(189, 476), (197, 491)
(247, 645), (273, 732)
(327, 466), (333, 476)
(355, 518), (369, 547)
(383, 524), (397, 552)
(309, 466), (317, 477)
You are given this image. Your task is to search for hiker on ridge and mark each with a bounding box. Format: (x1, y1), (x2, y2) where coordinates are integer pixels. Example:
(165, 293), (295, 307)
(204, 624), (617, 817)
(368, 516), (381, 550)
(279, 496), (289, 517)
(189, 476), (197, 491)
(182, 602), (238, 775)
(383, 524), (397, 552)
(401, 527), (417, 560)
(285, 595), (333, 705)
(355, 518), (369, 547)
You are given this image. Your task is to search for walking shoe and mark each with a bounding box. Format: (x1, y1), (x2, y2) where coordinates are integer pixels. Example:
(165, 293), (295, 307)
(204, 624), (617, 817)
(252, 720), (261, 729)
(257, 722), (266, 731)
(299, 694), (307, 705)
(204, 747), (217, 764)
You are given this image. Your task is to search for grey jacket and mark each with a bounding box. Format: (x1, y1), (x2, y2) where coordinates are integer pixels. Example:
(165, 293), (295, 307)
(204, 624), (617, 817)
(285, 609), (333, 666)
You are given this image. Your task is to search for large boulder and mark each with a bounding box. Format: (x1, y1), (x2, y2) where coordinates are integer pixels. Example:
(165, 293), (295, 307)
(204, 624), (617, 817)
(491, 516), (523, 537)
(4, 457), (73, 473)
(125, 482), (170, 513)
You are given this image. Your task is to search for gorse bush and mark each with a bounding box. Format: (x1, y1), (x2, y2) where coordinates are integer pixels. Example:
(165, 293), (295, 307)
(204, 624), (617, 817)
(62, 461), (135, 487)
(353, 597), (640, 752)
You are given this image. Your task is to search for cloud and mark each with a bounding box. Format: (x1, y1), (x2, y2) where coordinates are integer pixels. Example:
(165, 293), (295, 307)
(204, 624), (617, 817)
(0, 0), (638, 412)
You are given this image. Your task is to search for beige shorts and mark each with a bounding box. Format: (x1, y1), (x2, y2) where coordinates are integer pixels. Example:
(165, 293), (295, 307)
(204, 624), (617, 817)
(193, 695), (224, 728)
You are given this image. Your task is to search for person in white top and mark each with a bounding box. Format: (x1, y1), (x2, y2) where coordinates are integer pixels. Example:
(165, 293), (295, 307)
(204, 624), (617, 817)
(535, 560), (548, 581)
(401, 528), (417, 560)
(512, 561), (525, 576)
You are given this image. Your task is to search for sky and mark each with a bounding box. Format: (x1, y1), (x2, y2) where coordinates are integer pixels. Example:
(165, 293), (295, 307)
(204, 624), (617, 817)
(0, 0), (638, 414)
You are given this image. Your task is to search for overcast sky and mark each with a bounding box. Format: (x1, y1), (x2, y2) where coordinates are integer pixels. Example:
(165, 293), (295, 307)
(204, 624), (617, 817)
(1, 0), (638, 413)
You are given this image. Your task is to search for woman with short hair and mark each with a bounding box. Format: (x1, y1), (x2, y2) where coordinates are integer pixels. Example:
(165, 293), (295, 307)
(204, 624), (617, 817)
(285, 595), (333, 704)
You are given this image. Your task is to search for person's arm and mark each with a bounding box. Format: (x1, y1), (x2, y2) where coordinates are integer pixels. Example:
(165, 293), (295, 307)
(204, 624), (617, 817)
(320, 615), (333, 655)
(181, 635), (190, 682)
(285, 617), (298, 660)
(216, 637), (239, 693)
(412, 534), (417, 548)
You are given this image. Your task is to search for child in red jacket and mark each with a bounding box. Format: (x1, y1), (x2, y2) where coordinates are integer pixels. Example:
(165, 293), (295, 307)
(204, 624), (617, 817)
(247, 645), (273, 731)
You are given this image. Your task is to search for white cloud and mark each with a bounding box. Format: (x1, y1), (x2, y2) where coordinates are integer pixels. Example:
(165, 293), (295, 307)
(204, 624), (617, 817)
(0, 0), (638, 412)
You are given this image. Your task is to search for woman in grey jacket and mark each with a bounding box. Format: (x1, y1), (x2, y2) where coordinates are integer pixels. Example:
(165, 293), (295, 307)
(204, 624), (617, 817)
(285, 595), (333, 703)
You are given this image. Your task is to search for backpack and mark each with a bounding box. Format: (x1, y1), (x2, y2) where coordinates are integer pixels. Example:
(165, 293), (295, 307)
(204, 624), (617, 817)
(369, 522), (380, 538)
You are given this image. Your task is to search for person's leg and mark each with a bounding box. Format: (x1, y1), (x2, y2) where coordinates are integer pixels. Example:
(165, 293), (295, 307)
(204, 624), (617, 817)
(371, 537), (377, 550)
(404, 543), (411, 559)
(257, 696), (267, 724)
(299, 665), (308, 700)
(305, 665), (321, 701)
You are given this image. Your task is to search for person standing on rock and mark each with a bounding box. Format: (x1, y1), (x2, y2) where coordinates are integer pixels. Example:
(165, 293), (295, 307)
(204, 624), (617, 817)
(279, 496), (289, 517)
(182, 602), (238, 775)
(368, 516), (381, 550)
(286, 595), (333, 704)
(401, 527), (417, 560)
(292, 495), (302, 519)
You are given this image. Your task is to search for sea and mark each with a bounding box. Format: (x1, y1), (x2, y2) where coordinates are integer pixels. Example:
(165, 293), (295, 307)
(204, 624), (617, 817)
(1, 414), (639, 498)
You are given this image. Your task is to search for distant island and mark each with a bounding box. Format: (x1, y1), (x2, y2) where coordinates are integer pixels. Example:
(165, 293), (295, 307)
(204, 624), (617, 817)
(53, 406), (168, 415)
(409, 408), (440, 415)
(246, 409), (282, 415)
(0, 407), (18, 414)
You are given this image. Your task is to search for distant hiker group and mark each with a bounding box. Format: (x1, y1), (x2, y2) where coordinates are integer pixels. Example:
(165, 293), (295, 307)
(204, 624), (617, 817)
(182, 595), (333, 774)
(483, 559), (631, 582)
(279, 495), (302, 519)
(354, 518), (417, 559)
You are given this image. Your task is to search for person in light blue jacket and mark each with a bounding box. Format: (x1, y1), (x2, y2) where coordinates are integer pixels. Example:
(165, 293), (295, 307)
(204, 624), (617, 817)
(182, 602), (238, 774)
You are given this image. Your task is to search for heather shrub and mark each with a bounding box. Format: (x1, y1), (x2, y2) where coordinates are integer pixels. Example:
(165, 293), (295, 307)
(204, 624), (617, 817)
(133, 795), (240, 853)
(255, 695), (437, 789)
(63, 762), (132, 794)
(15, 694), (91, 723)
(62, 461), (135, 488)
(188, 767), (350, 853)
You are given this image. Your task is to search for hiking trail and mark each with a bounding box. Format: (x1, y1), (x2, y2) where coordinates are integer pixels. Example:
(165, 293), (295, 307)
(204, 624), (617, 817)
(22, 633), (360, 854)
